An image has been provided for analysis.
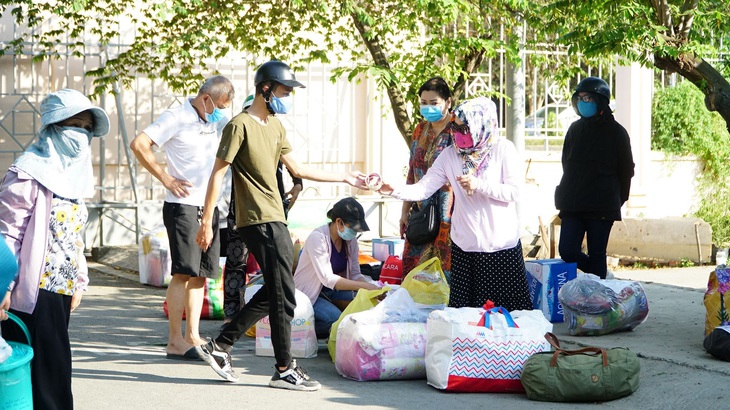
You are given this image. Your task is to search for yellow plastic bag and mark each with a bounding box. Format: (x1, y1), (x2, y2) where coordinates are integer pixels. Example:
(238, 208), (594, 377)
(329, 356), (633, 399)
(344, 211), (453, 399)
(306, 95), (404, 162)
(704, 268), (730, 336)
(327, 287), (390, 361)
(401, 257), (450, 307)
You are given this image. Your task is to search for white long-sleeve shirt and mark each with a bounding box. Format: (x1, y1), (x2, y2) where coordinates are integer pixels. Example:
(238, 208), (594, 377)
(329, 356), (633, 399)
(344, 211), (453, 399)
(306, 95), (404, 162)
(392, 138), (522, 253)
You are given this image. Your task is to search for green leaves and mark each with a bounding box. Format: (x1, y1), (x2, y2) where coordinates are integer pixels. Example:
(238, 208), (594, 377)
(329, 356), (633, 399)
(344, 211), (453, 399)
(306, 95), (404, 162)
(652, 81), (730, 245)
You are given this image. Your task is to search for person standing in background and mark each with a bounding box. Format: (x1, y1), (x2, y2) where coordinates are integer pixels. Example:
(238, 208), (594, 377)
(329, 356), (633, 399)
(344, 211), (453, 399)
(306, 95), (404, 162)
(554, 77), (634, 279)
(401, 77), (455, 283)
(130, 76), (234, 360)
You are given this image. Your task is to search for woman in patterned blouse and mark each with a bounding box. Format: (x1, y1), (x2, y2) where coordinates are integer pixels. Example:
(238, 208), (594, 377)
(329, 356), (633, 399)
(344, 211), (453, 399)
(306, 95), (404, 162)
(400, 77), (455, 282)
(0, 89), (110, 409)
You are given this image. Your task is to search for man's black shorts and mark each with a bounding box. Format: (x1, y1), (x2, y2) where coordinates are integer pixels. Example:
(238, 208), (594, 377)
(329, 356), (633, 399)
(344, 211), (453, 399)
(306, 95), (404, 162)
(162, 202), (220, 278)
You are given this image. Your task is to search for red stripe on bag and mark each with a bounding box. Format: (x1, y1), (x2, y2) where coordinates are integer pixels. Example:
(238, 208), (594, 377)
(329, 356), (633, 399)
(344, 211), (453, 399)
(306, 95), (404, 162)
(447, 375), (525, 393)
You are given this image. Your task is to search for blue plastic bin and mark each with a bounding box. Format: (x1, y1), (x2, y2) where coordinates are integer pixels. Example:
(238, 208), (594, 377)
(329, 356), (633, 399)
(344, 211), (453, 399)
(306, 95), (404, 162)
(0, 312), (33, 410)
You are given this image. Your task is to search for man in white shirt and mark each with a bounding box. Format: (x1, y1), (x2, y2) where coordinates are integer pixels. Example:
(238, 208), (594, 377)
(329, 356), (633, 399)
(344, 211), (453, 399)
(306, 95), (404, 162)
(130, 76), (234, 360)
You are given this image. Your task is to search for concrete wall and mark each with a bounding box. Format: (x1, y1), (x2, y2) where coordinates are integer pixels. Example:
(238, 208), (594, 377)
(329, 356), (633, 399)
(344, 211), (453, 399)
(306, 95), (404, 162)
(607, 217), (712, 264)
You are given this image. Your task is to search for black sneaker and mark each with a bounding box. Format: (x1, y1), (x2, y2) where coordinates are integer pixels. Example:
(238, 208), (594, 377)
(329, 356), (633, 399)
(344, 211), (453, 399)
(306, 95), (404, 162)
(200, 339), (238, 383)
(269, 360), (321, 391)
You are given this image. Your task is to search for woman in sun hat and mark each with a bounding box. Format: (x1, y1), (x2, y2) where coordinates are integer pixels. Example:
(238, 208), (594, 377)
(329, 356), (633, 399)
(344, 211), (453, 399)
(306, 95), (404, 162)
(0, 88), (109, 409)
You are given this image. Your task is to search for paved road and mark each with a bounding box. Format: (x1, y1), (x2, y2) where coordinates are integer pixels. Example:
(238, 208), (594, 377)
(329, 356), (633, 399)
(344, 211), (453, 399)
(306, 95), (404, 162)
(62, 263), (727, 409)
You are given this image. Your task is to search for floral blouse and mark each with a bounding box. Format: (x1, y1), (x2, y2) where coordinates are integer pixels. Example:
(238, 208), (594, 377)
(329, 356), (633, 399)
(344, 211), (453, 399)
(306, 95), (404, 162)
(39, 195), (88, 295)
(403, 119), (455, 282)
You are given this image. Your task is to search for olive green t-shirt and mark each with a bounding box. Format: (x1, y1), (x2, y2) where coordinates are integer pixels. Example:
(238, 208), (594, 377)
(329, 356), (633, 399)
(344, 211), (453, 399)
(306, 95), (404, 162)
(216, 112), (292, 228)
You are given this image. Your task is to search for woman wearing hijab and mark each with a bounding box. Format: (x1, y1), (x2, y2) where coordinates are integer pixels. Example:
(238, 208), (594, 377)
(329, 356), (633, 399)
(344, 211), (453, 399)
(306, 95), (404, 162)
(378, 97), (532, 311)
(0, 89), (109, 409)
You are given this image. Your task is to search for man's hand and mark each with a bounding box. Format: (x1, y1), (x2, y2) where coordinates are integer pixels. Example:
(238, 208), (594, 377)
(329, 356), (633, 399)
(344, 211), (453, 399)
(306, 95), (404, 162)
(196, 222), (214, 251)
(345, 171), (367, 189)
(285, 183), (303, 210)
(71, 291), (83, 312)
(162, 175), (193, 198)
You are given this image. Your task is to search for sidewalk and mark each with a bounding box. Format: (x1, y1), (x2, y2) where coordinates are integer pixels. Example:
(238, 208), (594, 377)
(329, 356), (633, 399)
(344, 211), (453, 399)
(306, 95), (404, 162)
(66, 262), (727, 410)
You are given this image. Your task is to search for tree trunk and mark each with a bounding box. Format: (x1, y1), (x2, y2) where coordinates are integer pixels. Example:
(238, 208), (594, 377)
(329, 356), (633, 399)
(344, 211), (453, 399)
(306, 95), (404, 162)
(655, 52), (730, 134)
(452, 47), (487, 102)
(350, 13), (413, 147)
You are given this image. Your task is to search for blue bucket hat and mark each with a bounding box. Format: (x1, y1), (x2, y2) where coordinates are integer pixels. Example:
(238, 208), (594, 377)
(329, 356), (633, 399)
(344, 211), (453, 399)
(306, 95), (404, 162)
(40, 89), (110, 137)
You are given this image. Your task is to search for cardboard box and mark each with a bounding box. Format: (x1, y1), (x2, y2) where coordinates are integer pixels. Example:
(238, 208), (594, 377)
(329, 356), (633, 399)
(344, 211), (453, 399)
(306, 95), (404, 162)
(371, 238), (405, 261)
(525, 259), (577, 322)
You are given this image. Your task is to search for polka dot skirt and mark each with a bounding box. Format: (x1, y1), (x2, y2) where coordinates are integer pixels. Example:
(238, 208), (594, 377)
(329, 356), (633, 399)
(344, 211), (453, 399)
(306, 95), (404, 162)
(449, 240), (533, 311)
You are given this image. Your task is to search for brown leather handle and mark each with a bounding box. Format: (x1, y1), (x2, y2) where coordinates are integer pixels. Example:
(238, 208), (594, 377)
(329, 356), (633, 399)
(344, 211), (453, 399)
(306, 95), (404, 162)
(545, 332), (609, 367)
(545, 332), (561, 349)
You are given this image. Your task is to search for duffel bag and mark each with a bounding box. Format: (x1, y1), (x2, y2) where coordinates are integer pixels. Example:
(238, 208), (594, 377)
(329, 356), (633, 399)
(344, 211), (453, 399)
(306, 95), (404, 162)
(521, 332), (640, 402)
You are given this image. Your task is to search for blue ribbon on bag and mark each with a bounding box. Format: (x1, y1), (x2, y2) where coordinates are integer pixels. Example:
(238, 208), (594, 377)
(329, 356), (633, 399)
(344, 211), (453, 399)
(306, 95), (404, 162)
(479, 305), (519, 329)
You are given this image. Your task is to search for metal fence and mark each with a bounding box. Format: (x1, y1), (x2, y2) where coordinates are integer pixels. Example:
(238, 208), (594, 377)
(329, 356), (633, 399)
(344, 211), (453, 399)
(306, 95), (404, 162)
(2, 12), (727, 245)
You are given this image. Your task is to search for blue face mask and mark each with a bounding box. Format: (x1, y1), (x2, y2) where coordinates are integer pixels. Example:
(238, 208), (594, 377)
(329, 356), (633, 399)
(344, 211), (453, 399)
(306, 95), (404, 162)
(56, 126), (92, 156)
(577, 100), (598, 118)
(337, 222), (358, 241)
(270, 94), (293, 114)
(420, 105), (445, 122)
(204, 96), (225, 123)
(206, 107), (225, 123)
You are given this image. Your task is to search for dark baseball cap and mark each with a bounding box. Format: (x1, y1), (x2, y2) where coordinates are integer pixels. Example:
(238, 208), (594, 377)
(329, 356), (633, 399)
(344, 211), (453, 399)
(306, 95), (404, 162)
(326, 197), (370, 232)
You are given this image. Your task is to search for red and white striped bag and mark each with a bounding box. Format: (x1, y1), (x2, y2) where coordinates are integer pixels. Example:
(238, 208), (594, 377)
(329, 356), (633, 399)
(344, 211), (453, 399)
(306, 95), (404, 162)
(425, 302), (552, 392)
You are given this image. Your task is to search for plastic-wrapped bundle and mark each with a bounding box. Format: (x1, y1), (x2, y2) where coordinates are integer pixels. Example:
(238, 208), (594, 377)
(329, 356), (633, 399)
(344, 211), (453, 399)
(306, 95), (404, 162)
(335, 288), (432, 381)
(558, 274), (649, 336)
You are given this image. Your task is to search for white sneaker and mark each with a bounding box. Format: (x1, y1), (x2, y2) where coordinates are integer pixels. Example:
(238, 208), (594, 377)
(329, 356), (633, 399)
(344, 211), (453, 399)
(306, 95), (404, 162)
(269, 360), (321, 391)
(200, 339), (239, 383)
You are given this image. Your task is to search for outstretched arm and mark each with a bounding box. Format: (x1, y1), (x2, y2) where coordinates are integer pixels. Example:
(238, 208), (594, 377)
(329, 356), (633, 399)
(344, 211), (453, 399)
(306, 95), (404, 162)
(280, 152), (367, 189)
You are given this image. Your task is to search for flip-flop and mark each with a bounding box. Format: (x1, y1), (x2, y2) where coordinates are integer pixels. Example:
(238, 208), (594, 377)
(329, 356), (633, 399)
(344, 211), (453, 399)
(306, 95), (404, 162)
(166, 346), (204, 361)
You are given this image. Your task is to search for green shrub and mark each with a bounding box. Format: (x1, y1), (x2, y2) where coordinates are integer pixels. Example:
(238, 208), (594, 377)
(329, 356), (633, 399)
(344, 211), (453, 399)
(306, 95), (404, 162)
(652, 81), (730, 246)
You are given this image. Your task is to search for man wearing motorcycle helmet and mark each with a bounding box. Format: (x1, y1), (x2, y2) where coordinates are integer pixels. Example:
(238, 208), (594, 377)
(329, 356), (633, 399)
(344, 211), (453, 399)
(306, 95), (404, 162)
(195, 60), (367, 391)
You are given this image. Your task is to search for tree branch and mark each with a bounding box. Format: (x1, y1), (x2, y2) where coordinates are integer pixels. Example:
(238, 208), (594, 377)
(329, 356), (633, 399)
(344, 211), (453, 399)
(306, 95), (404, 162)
(350, 11), (413, 146)
(649, 0), (675, 37)
(676, 0), (699, 40)
(452, 47), (487, 102)
(655, 52), (730, 134)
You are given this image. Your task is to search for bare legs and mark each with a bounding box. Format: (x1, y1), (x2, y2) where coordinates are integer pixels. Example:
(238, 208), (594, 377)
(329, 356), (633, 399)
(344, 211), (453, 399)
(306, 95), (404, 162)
(166, 273), (207, 354)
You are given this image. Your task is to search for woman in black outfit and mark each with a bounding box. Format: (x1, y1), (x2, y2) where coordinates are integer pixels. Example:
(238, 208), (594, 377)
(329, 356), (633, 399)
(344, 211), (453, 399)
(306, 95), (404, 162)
(554, 77), (635, 279)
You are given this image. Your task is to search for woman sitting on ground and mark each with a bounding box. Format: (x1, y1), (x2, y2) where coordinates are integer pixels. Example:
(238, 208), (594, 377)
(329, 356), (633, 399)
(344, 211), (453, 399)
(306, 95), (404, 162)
(293, 197), (380, 339)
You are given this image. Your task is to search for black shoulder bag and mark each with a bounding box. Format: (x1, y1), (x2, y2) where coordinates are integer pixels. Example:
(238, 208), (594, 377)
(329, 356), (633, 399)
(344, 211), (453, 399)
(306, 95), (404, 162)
(405, 193), (440, 246)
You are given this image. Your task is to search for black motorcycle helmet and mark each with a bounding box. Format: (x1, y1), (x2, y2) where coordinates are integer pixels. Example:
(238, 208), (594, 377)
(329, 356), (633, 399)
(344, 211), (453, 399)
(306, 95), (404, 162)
(254, 60), (306, 89)
(254, 60), (305, 114)
(571, 77), (611, 116)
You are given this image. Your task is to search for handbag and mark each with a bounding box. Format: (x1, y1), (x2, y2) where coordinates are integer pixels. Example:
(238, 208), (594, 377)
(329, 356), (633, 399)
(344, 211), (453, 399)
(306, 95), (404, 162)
(425, 303), (553, 392)
(521, 332), (640, 402)
(405, 193), (440, 246)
